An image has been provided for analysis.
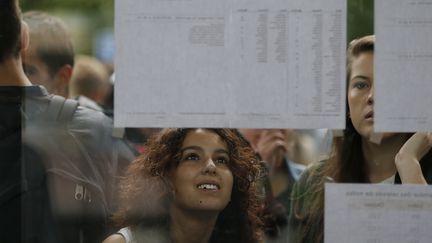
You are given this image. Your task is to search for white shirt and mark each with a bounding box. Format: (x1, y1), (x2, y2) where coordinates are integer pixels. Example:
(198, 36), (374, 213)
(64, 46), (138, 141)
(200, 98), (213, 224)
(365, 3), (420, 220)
(379, 174), (395, 184)
(287, 160), (307, 181)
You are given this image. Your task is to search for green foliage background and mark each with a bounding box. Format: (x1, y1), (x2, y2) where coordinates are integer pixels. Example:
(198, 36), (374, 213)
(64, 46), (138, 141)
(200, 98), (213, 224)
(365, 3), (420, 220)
(21, 0), (113, 23)
(348, 0), (373, 42)
(21, 0), (114, 55)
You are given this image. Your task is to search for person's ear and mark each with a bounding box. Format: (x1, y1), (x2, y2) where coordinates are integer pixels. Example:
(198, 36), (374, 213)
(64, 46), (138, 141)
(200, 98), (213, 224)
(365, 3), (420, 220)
(54, 64), (73, 97)
(20, 21), (30, 51)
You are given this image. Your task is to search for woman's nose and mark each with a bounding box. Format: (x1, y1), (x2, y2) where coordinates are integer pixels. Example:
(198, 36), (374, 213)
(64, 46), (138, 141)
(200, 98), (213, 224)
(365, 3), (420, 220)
(367, 85), (374, 105)
(203, 158), (216, 175)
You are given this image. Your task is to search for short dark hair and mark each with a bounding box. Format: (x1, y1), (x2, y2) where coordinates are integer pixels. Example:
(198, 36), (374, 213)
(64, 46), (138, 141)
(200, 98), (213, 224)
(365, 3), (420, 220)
(0, 0), (21, 62)
(23, 11), (74, 76)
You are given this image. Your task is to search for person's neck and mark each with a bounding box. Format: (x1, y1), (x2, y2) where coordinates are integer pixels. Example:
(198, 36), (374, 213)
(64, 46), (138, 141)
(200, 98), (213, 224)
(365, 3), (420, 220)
(362, 134), (408, 183)
(169, 205), (218, 243)
(0, 58), (32, 86)
(270, 168), (289, 197)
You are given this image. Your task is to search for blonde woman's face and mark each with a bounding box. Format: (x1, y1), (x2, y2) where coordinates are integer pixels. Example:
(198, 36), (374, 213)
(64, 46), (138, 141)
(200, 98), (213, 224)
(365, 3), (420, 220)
(348, 52), (375, 138)
(170, 129), (233, 213)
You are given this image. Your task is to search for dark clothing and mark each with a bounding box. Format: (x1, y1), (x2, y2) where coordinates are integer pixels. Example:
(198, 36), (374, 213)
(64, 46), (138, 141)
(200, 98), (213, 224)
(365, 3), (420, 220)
(73, 94), (136, 212)
(0, 85), (115, 243)
(262, 159), (297, 242)
(0, 89), (60, 242)
(274, 160), (297, 215)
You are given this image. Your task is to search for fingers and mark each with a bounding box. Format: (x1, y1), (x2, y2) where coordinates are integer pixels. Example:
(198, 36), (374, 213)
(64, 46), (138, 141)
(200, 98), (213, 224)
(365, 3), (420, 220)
(259, 130), (288, 149)
(256, 130), (289, 169)
(257, 130), (288, 156)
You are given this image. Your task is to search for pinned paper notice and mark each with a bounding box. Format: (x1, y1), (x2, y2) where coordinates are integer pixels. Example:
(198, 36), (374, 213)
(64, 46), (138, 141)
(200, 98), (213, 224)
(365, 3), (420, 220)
(114, 0), (346, 128)
(325, 183), (432, 243)
(375, 0), (432, 132)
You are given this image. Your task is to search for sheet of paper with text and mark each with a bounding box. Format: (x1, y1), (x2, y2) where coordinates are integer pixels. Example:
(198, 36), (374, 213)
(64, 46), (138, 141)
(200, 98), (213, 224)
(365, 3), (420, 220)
(375, 0), (432, 132)
(115, 0), (346, 128)
(325, 183), (432, 243)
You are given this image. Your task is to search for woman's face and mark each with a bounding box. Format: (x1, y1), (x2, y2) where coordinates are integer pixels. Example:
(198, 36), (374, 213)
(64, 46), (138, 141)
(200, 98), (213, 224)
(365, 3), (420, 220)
(170, 129), (234, 213)
(348, 52), (375, 138)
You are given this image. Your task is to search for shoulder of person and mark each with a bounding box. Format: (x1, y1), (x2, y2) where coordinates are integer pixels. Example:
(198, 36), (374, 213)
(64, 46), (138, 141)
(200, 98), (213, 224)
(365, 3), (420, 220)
(72, 104), (112, 128)
(288, 161), (327, 243)
(69, 105), (114, 141)
(299, 160), (326, 184)
(75, 95), (104, 112)
(102, 234), (126, 243)
(290, 160), (327, 203)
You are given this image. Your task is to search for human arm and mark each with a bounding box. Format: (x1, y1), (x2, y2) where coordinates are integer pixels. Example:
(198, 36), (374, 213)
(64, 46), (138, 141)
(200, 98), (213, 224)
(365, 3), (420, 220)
(395, 132), (432, 184)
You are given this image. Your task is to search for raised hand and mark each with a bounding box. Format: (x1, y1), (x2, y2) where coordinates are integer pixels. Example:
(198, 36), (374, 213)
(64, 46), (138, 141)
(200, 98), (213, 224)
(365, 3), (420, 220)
(395, 132), (432, 184)
(256, 129), (289, 176)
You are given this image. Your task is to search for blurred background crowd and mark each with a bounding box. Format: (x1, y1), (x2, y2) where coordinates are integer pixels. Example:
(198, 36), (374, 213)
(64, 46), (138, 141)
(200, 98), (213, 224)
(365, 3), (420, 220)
(1, 1), (382, 243)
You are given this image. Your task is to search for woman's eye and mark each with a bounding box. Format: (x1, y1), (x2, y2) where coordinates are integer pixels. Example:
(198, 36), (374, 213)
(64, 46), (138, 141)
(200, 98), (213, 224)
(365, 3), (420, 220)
(215, 157), (229, 165)
(184, 153), (200, 161)
(352, 81), (369, 90)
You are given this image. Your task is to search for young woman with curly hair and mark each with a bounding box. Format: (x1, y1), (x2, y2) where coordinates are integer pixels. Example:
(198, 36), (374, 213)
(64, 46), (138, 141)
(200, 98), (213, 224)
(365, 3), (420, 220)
(103, 128), (263, 243)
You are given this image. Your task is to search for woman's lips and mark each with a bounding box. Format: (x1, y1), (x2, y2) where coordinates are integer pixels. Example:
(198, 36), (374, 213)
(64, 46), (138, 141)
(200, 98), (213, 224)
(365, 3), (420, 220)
(196, 180), (220, 191)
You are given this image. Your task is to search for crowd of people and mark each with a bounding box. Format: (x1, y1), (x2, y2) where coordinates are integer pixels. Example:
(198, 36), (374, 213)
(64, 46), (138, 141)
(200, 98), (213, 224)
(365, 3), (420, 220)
(1, 0), (431, 243)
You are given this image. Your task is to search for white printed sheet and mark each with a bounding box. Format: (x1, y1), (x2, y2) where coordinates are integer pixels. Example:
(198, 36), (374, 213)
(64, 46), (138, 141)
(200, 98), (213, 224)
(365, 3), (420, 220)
(115, 0), (346, 128)
(375, 0), (432, 132)
(325, 183), (432, 243)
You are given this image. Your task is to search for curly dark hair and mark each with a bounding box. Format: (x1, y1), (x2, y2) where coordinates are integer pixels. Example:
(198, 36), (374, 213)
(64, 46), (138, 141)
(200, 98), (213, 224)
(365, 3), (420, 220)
(112, 128), (263, 243)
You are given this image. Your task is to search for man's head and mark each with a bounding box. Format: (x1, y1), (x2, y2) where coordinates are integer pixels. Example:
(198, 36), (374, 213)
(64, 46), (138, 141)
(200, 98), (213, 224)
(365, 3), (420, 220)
(0, 0), (22, 63)
(69, 55), (111, 104)
(22, 11), (74, 97)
